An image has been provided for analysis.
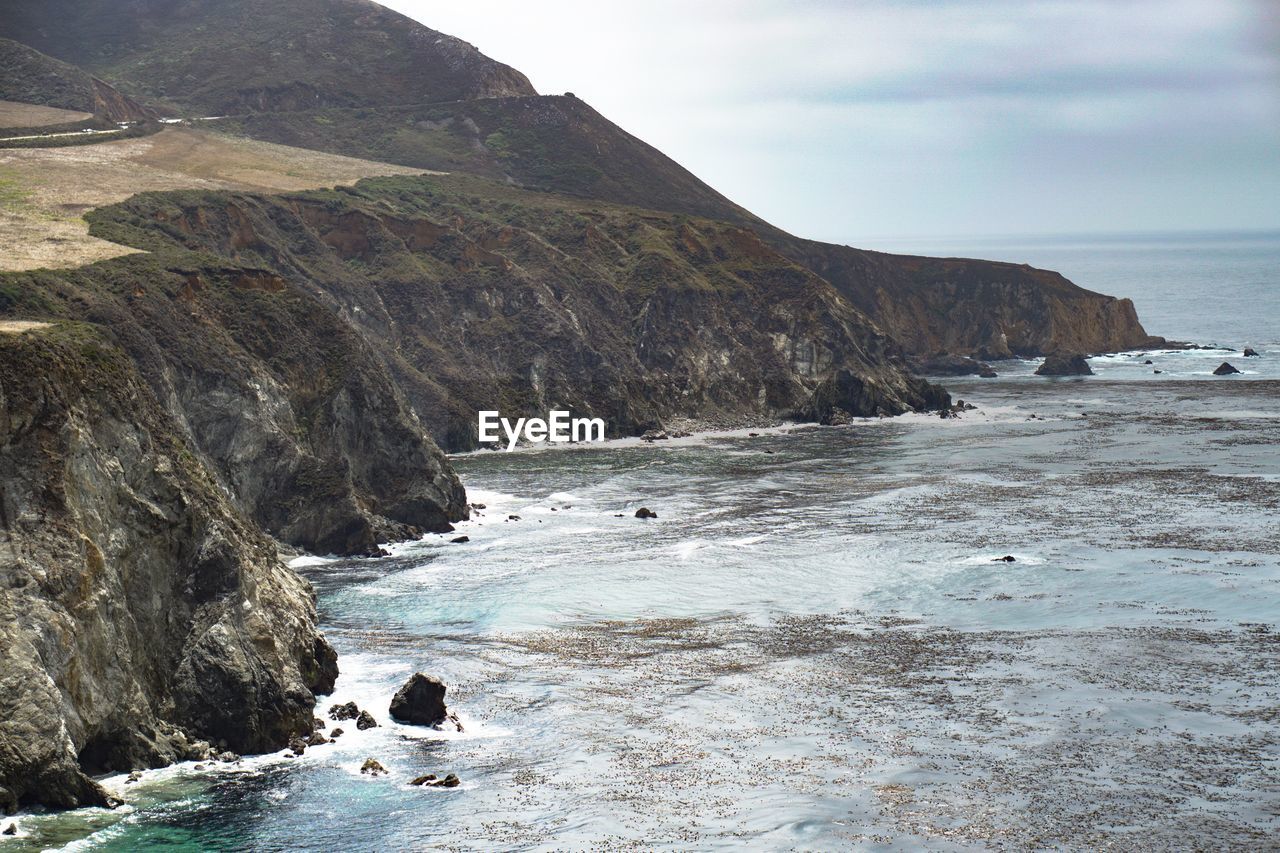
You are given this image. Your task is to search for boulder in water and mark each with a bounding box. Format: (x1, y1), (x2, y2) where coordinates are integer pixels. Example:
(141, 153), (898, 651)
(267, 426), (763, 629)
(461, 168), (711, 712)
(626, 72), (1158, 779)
(994, 555), (1017, 563)
(1213, 362), (1241, 375)
(329, 701), (359, 721)
(360, 758), (387, 776)
(1035, 353), (1093, 376)
(355, 710), (378, 730)
(389, 673), (449, 727)
(1243, 347), (1259, 357)
(635, 507), (658, 519)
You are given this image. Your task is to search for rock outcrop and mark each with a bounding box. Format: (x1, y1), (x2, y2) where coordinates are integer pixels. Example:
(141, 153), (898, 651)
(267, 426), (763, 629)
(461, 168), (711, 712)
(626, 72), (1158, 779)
(1035, 353), (1094, 376)
(389, 673), (450, 727)
(0, 326), (337, 811)
(1214, 362), (1241, 375)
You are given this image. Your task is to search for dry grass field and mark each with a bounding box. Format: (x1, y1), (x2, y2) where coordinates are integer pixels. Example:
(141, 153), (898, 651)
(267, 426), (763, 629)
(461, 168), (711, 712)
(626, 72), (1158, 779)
(0, 99), (93, 128)
(0, 126), (431, 271)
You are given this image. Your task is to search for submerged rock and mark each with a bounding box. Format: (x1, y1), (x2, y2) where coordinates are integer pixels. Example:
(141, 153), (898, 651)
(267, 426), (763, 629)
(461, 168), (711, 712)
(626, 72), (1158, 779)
(635, 507), (658, 519)
(1035, 353), (1093, 376)
(994, 555), (1017, 563)
(360, 758), (387, 776)
(409, 772), (460, 788)
(1213, 362), (1241, 375)
(329, 702), (360, 722)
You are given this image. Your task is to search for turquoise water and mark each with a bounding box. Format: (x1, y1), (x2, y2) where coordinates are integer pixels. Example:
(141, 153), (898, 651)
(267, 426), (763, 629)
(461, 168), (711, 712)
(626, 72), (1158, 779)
(6, 233), (1279, 850)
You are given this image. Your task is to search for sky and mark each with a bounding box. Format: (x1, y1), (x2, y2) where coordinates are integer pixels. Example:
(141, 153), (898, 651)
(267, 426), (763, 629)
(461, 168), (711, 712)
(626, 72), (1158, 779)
(384, 0), (1279, 242)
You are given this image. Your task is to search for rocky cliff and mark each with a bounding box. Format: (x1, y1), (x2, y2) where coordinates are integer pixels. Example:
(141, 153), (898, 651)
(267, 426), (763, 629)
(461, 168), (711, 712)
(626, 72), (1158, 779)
(790, 241), (1166, 359)
(87, 175), (950, 450)
(5, 253), (467, 555)
(0, 325), (337, 811)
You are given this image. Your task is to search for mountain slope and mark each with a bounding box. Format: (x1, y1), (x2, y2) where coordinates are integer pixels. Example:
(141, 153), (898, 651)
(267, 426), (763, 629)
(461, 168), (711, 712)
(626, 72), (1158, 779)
(0, 37), (150, 123)
(0, 0), (536, 115)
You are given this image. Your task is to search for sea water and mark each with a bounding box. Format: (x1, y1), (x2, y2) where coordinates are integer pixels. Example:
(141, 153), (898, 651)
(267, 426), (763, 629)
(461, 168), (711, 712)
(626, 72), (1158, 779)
(8, 231), (1279, 850)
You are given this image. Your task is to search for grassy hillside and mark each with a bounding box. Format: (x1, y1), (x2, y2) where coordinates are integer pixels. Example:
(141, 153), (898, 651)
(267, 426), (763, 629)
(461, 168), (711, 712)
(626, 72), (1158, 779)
(0, 126), (422, 271)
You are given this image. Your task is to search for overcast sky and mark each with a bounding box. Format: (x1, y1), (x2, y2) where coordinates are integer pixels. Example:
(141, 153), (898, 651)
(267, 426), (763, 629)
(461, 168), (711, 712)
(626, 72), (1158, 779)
(384, 1), (1279, 242)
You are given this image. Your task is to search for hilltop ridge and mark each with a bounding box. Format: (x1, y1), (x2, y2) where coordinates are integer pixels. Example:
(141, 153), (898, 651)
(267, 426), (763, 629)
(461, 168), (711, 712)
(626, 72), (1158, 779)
(0, 0), (536, 115)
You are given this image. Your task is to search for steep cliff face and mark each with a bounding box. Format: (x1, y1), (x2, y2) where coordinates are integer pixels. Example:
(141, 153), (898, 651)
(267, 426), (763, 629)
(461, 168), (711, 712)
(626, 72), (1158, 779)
(790, 242), (1165, 359)
(0, 325), (337, 812)
(783, 225), (1163, 362)
(5, 256), (467, 556)
(88, 176), (949, 450)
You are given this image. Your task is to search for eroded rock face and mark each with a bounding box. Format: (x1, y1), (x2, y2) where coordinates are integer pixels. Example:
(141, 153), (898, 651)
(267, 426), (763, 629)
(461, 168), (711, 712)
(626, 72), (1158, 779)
(0, 329), (336, 811)
(12, 254), (467, 556)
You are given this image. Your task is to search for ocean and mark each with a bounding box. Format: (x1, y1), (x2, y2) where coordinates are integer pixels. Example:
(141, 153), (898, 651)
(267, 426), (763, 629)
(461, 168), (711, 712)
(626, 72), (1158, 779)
(9, 231), (1279, 850)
